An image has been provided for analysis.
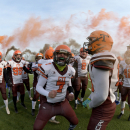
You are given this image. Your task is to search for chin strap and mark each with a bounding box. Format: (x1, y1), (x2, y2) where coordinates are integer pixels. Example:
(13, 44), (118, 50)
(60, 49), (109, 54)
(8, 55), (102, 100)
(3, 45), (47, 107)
(55, 63), (66, 71)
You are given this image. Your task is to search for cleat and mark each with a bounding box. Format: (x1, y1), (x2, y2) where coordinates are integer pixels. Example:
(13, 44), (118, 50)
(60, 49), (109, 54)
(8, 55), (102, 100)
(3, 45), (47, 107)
(6, 107), (10, 114)
(116, 101), (120, 105)
(21, 103), (27, 109)
(31, 109), (35, 116)
(74, 104), (78, 109)
(49, 119), (60, 124)
(128, 115), (130, 121)
(117, 113), (123, 119)
(115, 100), (120, 105)
(29, 97), (33, 100)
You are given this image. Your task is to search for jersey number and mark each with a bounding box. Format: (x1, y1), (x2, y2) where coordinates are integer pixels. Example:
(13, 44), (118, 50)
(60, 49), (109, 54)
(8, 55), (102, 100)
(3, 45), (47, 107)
(13, 67), (23, 75)
(81, 60), (86, 70)
(56, 77), (66, 93)
(0, 68), (2, 76)
(124, 69), (130, 78)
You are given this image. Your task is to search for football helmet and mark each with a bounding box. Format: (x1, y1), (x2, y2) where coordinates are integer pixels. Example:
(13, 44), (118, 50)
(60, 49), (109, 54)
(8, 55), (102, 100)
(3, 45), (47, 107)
(69, 53), (75, 63)
(45, 48), (54, 59)
(83, 30), (113, 55)
(53, 45), (71, 66)
(13, 50), (22, 62)
(0, 52), (2, 61)
(35, 53), (43, 61)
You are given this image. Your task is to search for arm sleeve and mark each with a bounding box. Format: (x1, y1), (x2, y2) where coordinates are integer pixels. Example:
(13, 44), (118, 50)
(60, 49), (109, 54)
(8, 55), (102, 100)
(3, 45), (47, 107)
(89, 67), (109, 108)
(36, 75), (49, 97)
(23, 66), (31, 73)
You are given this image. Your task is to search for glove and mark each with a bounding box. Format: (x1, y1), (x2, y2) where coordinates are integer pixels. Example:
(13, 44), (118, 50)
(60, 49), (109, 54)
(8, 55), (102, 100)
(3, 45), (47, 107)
(82, 98), (91, 108)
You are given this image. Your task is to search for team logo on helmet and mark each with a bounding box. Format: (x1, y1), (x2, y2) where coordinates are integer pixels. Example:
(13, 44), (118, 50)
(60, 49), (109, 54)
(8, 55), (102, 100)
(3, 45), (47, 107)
(83, 30), (113, 55)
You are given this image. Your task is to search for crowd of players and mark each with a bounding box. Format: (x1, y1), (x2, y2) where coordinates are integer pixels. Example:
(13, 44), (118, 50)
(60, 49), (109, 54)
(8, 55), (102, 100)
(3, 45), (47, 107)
(0, 30), (130, 130)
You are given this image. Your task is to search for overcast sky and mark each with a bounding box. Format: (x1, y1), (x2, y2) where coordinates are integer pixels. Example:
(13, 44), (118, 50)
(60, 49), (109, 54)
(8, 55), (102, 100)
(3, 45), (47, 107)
(0, 0), (130, 54)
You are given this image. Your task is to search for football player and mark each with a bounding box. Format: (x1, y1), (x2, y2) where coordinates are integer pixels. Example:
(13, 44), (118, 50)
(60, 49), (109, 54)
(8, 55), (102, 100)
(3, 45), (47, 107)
(82, 30), (119, 130)
(21, 57), (32, 100)
(117, 51), (130, 120)
(6, 50), (32, 113)
(31, 53), (43, 116)
(33, 45), (78, 130)
(0, 52), (10, 114)
(73, 47), (90, 109)
(114, 56), (123, 105)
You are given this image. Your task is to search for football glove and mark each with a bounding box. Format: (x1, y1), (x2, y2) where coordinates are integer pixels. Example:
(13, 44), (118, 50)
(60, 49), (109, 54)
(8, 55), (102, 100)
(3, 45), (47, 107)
(82, 98), (91, 108)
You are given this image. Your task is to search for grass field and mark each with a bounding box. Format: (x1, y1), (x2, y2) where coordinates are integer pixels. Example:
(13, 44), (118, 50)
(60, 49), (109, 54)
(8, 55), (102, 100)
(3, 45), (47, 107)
(0, 74), (130, 130)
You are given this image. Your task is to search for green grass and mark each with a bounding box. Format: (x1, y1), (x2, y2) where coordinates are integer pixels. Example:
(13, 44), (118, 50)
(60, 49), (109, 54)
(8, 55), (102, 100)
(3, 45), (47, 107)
(0, 75), (130, 130)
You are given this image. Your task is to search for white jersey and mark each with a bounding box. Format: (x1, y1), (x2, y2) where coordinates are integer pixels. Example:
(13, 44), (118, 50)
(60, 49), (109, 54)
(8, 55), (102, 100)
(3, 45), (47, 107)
(0, 61), (7, 83)
(88, 51), (119, 108)
(39, 62), (75, 103)
(38, 59), (53, 64)
(8, 60), (24, 84)
(21, 60), (29, 79)
(74, 55), (90, 77)
(119, 60), (130, 87)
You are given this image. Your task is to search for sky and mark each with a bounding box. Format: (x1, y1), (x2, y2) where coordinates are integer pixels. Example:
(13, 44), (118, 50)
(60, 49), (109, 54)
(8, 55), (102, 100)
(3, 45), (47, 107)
(0, 0), (130, 55)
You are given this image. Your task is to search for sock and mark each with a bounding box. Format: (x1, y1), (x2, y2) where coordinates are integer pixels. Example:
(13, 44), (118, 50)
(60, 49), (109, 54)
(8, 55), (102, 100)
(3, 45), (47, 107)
(121, 110), (124, 114)
(4, 99), (8, 108)
(81, 89), (85, 98)
(75, 91), (80, 100)
(13, 96), (17, 108)
(28, 91), (31, 97)
(80, 98), (83, 102)
(121, 101), (125, 109)
(114, 92), (118, 101)
(32, 101), (36, 109)
(17, 92), (20, 100)
(20, 94), (25, 104)
(75, 100), (77, 104)
(38, 104), (41, 108)
(119, 93), (121, 102)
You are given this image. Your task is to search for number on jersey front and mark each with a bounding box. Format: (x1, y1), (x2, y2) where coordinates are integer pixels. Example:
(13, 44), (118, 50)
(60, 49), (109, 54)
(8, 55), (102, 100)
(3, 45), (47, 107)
(56, 77), (66, 93)
(13, 67), (23, 75)
(81, 60), (86, 70)
(0, 68), (2, 76)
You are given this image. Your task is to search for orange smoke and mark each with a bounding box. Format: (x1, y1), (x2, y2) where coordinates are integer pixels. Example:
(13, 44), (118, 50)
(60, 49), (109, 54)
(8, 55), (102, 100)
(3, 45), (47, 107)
(1, 8), (130, 53)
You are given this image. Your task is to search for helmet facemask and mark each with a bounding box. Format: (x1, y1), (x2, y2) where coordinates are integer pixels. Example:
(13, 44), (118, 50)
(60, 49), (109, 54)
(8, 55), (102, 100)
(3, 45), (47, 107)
(14, 54), (22, 62)
(54, 50), (71, 66)
(83, 30), (113, 55)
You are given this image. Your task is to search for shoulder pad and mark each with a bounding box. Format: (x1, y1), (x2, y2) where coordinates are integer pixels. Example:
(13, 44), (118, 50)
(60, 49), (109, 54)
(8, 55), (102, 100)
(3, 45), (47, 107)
(68, 65), (75, 76)
(39, 62), (52, 75)
(93, 60), (115, 70)
(90, 51), (116, 64)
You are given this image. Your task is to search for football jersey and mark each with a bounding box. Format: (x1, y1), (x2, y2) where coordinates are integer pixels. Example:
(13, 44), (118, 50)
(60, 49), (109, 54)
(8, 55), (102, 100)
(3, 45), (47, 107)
(74, 55), (90, 77)
(88, 51), (119, 108)
(0, 61), (7, 83)
(39, 62), (75, 103)
(7, 60), (24, 84)
(119, 60), (130, 87)
(32, 62), (39, 82)
(38, 59), (53, 64)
